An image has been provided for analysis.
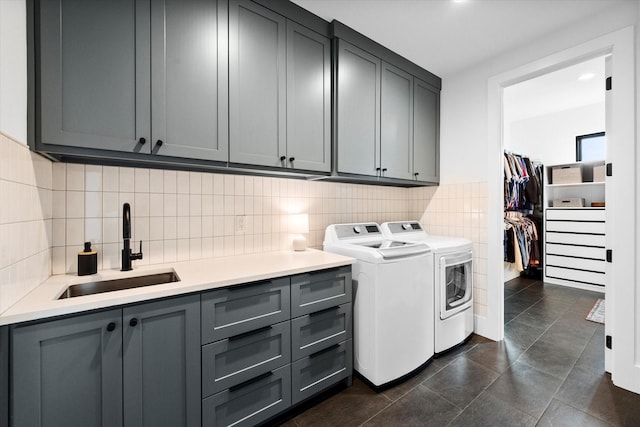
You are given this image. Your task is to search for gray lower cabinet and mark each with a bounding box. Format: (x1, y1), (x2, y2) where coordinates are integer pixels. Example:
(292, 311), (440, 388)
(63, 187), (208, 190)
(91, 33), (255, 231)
(202, 365), (292, 427)
(201, 277), (290, 344)
(229, 0), (331, 172)
(0, 327), (7, 427)
(203, 267), (353, 426)
(290, 268), (353, 406)
(12, 309), (123, 427)
(122, 295), (201, 427)
(37, 0), (227, 161)
(11, 294), (200, 427)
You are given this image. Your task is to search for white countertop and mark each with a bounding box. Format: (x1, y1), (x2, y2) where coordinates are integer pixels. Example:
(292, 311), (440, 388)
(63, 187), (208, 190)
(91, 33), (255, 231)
(0, 249), (354, 326)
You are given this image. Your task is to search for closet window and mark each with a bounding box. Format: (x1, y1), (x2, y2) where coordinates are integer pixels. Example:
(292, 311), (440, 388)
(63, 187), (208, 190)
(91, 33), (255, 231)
(576, 132), (605, 161)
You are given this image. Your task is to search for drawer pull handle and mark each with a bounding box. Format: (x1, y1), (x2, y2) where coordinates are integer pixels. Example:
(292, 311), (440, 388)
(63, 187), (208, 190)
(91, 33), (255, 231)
(310, 343), (340, 358)
(229, 371), (274, 392)
(310, 306), (341, 317)
(228, 325), (272, 341)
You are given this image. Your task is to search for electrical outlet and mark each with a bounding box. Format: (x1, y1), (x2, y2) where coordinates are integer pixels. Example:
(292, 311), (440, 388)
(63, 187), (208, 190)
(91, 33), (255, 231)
(235, 215), (246, 234)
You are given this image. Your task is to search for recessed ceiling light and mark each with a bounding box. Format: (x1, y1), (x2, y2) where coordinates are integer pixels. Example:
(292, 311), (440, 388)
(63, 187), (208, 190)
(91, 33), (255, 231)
(578, 73), (596, 81)
(452, 0), (468, 3)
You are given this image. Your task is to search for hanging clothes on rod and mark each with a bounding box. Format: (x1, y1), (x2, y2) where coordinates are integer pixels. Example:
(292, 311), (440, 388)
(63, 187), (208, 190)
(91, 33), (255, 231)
(504, 151), (542, 213)
(504, 211), (541, 272)
(504, 150), (543, 275)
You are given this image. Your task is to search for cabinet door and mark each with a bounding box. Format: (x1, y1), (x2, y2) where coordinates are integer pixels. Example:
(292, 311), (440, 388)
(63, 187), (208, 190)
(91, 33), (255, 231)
(229, 0), (286, 168)
(0, 327), (7, 427)
(150, 0), (228, 161)
(12, 309), (123, 427)
(413, 78), (440, 183)
(123, 294), (201, 427)
(39, 0), (149, 153)
(286, 21), (331, 172)
(336, 40), (381, 176)
(381, 62), (413, 180)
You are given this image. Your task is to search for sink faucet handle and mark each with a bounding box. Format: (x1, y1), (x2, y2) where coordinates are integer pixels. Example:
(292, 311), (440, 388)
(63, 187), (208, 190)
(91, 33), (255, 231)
(139, 240), (143, 256)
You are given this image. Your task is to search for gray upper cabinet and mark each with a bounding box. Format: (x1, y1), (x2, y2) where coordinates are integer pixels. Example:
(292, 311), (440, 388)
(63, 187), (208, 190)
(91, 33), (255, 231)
(286, 21), (331, 172)
(12, 309), (124, 427)
(122, 295), (201, 427)
(335, 40), (381, 176)
(38, 0), (226, 161)
(229, 0), (331, 172)
(413, 78), (440, 183)
(331, 20), (441, 185)
(39, 0), (148, 153)
(381, 62), (414, 180)
(150, 0), (228, 161)
(229, 0), (287, 168)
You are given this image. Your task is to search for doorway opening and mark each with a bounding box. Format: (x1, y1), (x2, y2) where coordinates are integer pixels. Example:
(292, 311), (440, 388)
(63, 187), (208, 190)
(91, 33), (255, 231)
(500, 55), (608, 367)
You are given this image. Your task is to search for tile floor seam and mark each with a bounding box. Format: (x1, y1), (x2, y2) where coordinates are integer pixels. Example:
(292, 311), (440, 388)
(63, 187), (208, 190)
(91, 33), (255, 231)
(356, 399), (396, 426)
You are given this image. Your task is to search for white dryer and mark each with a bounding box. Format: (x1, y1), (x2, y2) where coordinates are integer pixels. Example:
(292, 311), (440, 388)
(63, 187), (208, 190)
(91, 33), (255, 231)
(324, 223), (434, 388)
(381, 221), (474, 355)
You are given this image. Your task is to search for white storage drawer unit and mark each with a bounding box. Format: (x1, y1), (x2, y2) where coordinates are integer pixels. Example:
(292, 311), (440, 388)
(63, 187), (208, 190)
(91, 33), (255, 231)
(545, 208), (606, 288)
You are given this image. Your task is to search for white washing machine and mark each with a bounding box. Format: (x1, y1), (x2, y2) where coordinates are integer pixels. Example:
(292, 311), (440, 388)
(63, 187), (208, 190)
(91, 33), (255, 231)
(381, 221), (474, 355)
(323, 223), (434, 388)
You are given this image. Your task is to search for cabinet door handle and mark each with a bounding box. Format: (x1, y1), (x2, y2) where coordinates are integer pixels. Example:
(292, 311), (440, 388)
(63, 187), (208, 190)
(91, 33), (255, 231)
(129, 318), (138, 327)
(107, 322), (116, 332)
(289, 157), (295, 162)
(414, 172), (419, 179)
(138, 137), (146, 145)
(155, 140), (163, 147)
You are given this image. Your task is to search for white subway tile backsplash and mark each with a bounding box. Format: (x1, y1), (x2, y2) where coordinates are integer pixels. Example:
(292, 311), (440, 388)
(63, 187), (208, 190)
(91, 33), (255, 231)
(66, 164), (84, 191)
(85, 165), (102, 192)
(103, 166), (119, 192)
(135, 168), (150, 193)
(119, 167), (135, 192)
(1, 133), (492, 318)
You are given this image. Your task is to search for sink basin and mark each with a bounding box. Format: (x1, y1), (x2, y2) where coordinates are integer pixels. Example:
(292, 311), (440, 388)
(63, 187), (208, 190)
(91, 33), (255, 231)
(58, 271), (180, 299)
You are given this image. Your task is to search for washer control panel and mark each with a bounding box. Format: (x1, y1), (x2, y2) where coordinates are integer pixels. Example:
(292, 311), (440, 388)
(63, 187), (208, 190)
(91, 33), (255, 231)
(334, 223), (381, 239)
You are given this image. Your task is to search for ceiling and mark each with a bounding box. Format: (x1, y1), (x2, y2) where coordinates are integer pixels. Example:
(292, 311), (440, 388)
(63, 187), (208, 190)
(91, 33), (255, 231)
(504, 56), (606, 122)
(290, 0), (627, 77)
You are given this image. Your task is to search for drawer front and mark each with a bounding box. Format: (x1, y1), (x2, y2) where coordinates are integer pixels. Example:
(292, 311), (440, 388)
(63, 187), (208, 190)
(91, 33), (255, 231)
(546, 209), (605, 221)
(546, 220), (605, 234)
(546, 243), (605, 260)
(547, 221), (605, 234)
(291, 303), (352, 361)
(201, 278), (290, 344)
(202, 364), (291, 427)
(546, 266), (605, 286)
(546, 232), (605, 247)
(546, 254), (605, 273)
(202, 321), (291, 397)
(291, 267), (352, 317)
(291, 339), (352, 405)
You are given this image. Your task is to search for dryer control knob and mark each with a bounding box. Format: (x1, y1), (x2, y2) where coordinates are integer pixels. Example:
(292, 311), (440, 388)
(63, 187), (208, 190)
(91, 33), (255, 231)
(402, 223), (412, 230)
(353, 226), (362, 234)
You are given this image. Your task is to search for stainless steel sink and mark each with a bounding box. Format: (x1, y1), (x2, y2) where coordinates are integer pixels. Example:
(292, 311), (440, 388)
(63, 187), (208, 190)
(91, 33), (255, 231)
(58, 271), (180, 299)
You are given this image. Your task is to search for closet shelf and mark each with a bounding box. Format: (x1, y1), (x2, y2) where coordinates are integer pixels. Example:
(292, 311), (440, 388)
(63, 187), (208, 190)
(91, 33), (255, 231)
(545, 182), (604, 188)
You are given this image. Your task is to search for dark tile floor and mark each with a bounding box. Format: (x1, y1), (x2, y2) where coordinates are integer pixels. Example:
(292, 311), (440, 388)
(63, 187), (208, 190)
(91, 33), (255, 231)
(281, 278), (640, 426)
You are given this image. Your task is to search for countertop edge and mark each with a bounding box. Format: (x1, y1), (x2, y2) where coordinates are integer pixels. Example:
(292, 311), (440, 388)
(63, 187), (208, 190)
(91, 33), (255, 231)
(0, 250), (354, 327)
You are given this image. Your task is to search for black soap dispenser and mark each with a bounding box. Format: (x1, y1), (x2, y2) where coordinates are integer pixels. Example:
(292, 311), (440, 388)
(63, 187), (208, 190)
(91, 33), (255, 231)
(78, 241), (98, 276)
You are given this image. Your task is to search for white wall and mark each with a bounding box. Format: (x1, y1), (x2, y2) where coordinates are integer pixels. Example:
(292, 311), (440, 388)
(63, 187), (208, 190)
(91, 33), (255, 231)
(506, 102), (605, 165)
(438, 1), (639, 339)
(0, 0), (27, 144)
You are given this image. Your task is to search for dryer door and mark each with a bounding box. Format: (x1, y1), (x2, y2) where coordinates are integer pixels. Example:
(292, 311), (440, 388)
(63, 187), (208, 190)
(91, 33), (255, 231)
(439, 251), (473, 320)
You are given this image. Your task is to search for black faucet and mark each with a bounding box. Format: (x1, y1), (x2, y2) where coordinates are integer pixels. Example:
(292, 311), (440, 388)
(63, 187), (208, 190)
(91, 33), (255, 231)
(121, 203), (143, 271)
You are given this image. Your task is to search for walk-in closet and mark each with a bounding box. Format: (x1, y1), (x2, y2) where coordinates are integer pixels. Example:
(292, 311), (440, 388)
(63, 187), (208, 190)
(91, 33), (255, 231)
(502, 55), (607, 298)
